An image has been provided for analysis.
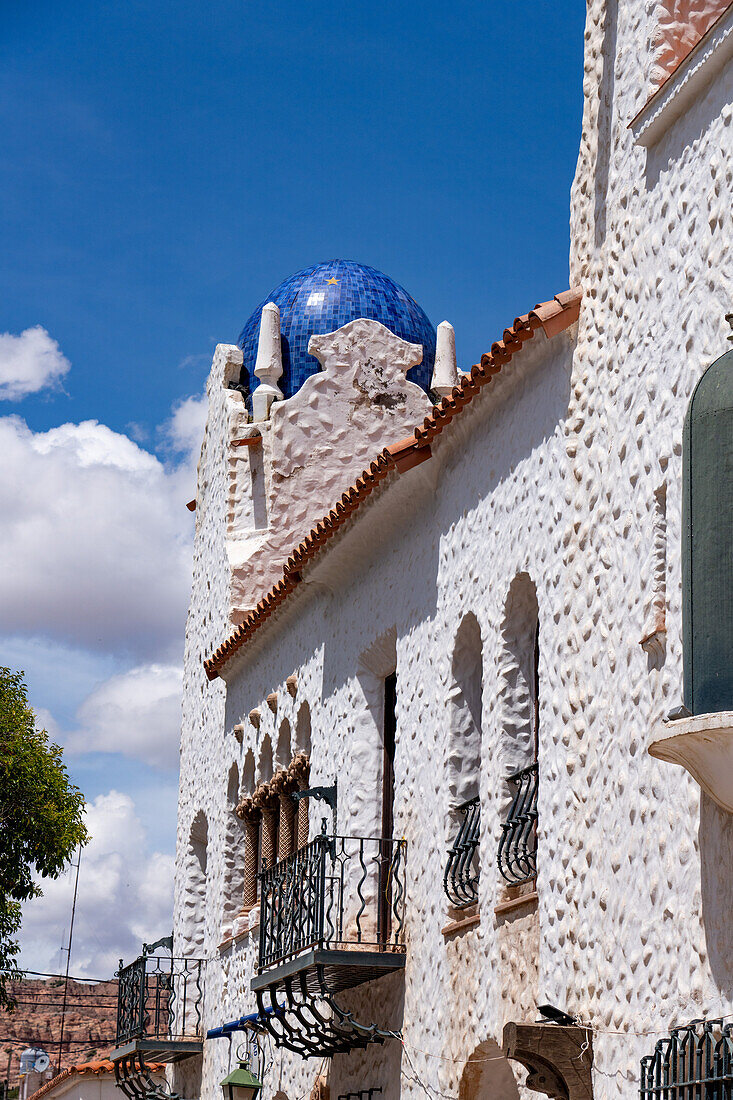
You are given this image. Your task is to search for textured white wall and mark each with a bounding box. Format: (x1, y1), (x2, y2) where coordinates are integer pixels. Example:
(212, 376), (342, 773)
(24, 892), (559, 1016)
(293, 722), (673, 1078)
(174, 3), (733, 1099)
(567, 0), (733, 1090)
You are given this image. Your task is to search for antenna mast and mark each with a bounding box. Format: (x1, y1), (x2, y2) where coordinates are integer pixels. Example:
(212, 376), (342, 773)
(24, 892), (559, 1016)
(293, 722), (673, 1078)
(57, 847), (82, 1072)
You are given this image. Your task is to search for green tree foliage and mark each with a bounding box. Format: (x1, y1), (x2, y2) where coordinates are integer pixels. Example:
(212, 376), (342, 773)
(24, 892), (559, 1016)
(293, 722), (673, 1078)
(0, 668), (88, 1007)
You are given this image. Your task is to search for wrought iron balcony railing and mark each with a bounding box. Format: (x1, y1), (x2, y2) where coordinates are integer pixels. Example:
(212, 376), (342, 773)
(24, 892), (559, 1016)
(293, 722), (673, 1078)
(497, 762), (538, 885)
(115, 940), (204, 1046)
(640, 1018), (733, 1100)
(443, 795), (480, 908)
(258, 831), (406, 971)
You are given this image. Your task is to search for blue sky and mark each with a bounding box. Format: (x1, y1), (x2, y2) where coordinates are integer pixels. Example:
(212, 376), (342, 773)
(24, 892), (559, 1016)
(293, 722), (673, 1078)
(1, 0), (585, 975)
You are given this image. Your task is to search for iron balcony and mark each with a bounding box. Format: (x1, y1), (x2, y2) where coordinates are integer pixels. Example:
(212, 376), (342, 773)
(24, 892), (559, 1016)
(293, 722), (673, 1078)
(111, 938), (204, 1066)
(252, 831), (407, 1057)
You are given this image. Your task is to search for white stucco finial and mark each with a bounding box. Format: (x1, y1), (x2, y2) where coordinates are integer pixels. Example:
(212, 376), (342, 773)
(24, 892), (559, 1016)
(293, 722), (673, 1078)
(431, 320), (458, 398)
(252, 302), (284, 421)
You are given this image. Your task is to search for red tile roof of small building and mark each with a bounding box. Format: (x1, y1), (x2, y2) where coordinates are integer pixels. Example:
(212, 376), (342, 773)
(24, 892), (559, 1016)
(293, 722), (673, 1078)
(27, 1061), (165, 1100)
(204, 288), (582, 679)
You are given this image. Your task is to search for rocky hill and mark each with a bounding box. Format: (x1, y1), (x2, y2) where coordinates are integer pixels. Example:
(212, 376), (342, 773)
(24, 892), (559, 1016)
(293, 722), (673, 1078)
(1, 978), (118, 1088)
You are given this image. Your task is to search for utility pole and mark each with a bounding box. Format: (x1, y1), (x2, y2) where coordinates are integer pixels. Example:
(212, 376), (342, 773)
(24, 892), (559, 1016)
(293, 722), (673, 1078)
(57, 847), (82, 1073)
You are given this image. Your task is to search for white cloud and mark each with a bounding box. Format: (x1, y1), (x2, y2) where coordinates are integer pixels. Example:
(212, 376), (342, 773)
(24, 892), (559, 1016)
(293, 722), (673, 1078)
(0, 376), (209, 974)
(0, 416), (194, 659)
(161, 393), (207, 456)
(18, 792), (174, 978)
(66, 664), (183, 770)
(0, 327), (71, 400)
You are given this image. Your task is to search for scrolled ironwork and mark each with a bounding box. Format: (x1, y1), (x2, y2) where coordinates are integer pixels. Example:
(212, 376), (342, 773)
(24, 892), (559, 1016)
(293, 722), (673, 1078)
(255, 968), (396, 1058)
(258, 832), (406, 971)
(640, 1018), (733, 1100)
(443, 795), (480, 908)
(114, 1054), (183, 1100)
(116, 950), (204, 1045)
(497, 762), (538, 885)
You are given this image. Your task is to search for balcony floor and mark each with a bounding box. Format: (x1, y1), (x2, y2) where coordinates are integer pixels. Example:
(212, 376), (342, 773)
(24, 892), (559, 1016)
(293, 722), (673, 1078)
(252, 947), (405, 997)
(109, 1038), (203, 1064)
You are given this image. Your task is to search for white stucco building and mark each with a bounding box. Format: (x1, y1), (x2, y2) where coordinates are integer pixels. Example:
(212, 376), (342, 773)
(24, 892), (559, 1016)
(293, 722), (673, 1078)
(115, 3), (733, 1100)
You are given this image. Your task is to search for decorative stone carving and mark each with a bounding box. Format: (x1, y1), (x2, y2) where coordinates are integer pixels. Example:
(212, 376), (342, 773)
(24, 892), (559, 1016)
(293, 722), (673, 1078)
(229, 317), (432, 616)
(249, 709), (260, 729)
(286, 674), (298, 697)
(503, 1023), (593, 1100)
(266, 692), (278, 714)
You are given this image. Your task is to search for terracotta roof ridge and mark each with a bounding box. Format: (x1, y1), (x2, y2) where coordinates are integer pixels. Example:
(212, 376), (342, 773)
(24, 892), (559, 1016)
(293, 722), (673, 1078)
(203, 287), (581, 678)
(28, 1060), (166, 1100)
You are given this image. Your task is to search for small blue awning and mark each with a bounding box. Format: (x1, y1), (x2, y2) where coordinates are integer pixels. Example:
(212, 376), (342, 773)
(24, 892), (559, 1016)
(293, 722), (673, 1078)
(206, 1005), (280, 1040)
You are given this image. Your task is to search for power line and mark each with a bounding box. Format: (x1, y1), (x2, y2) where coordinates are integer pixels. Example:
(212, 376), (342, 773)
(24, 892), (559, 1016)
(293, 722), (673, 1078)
(2, 970), (115, 985)
(0, 1036), (116, 1047)
(8, 1003), (115, 1007)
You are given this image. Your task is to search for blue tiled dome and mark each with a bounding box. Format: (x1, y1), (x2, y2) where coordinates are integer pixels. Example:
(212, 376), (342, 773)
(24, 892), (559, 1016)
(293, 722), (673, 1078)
(238, 260), (435, 400)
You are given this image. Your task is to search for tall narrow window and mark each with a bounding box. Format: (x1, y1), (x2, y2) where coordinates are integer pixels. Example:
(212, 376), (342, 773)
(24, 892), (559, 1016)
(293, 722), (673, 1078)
(444, 614), (483, 909)
(497, 576), (539, 886)
(221, 765), (246, 938)
(258, 736), (279, 868)
(237, 750), (260, 912)
(294, 704), (312, 848)
(275, 720), (295, 860)
(379, 672), (397, 943)
(683, 344), (733, 715)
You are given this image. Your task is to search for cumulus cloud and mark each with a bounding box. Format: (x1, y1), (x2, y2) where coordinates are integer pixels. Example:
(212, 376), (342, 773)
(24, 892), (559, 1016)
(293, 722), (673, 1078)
(161, 393), (208, 456)
(0, 370), (208, 974)
(0, 416), (194, 659)
(0, 326), (71, 400)
(66, 664), (183, 770)
(18, 792), (174, 978)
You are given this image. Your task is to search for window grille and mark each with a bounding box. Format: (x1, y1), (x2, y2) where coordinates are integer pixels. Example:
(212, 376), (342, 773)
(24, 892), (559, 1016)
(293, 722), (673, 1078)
(443, 795), (480, 907)
(640, 1018), (733, 1100)
(497, 762), (538, 884)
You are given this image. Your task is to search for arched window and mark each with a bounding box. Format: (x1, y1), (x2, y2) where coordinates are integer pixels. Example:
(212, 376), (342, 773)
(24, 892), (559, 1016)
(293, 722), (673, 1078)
(497, 575), (539, 886)
(183, 811), (208, 951)
(276, 719), (291, 769)
(444, 613), (483, 909)
(294, 704), (312, 848)
(683, 345), (733, 715)
(221, 765), (246, 938)
(237, 750), (260, 913)
(274, 720), (295, 860)
(458, 1038), (520, 1100)
(257, 736), (279, 869)
(259, 735), (274, 783)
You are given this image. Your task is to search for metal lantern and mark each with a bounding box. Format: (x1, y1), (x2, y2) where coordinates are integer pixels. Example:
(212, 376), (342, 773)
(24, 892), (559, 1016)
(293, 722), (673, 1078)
(220, 1061), (262, 1100)
(220, 1041), (263, 1100)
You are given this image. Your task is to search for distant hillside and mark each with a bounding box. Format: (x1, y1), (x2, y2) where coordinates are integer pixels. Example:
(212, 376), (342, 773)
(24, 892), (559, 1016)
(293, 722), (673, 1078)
(1, 978), (118, 1088)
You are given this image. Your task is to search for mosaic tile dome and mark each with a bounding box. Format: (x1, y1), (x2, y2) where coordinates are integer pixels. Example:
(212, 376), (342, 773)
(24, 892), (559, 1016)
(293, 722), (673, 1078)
(238, 260), (436, 400)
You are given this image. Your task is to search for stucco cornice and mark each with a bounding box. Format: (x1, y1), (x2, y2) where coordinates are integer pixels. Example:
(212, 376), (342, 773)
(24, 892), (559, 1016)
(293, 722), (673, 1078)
(631, 2), (733, 146)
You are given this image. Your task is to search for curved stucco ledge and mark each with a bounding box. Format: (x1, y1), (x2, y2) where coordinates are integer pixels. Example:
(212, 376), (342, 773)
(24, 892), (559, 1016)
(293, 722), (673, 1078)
(649, 711), (733, 813)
